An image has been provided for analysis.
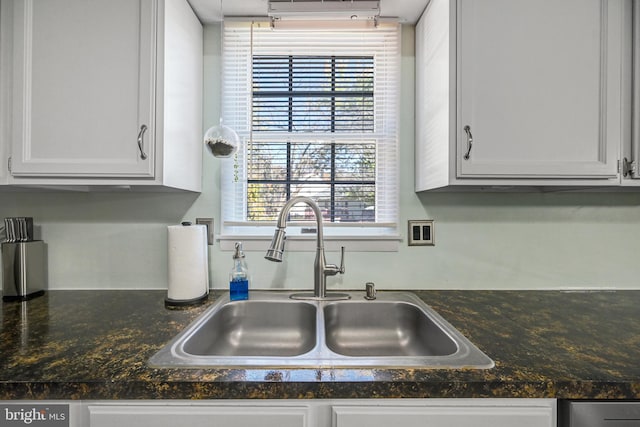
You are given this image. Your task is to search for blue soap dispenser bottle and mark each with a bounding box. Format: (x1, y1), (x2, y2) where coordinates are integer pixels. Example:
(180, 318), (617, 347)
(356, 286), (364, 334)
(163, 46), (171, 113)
(229, 242), (249, 300)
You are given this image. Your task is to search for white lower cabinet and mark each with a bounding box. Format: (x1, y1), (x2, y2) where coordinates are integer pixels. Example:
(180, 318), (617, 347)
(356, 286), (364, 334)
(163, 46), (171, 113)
(82, 399), (556, 427)
(87, 403), (308, 427)
(332, 400), (555, 427)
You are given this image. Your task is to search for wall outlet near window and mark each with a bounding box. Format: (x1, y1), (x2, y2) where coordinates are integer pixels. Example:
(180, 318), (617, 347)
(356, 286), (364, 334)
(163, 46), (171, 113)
(408, 220), (434, 246)
(196, 218), (214, 245)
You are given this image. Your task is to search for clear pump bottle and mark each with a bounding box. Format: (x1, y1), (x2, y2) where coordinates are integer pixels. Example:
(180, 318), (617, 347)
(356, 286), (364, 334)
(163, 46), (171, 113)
(229, 242), (249, 301)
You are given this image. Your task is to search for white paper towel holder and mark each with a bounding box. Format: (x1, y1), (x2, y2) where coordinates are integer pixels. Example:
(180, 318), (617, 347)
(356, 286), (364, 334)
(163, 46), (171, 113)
(165, 221), (210, 308)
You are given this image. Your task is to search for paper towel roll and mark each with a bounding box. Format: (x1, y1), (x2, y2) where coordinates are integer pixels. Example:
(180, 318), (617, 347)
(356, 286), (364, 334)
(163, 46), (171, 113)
(167, 224), (209, 304)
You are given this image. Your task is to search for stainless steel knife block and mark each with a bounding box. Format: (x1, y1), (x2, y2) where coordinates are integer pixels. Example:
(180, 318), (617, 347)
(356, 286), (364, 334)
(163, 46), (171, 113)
(2, 241), (46, 301)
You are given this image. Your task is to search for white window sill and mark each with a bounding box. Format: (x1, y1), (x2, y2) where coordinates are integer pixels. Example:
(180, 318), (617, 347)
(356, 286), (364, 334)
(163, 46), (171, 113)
(218, 234), (401, 252)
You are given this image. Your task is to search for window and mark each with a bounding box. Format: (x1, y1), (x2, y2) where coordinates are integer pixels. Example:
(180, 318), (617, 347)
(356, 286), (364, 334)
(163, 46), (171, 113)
(221, 20), (400, 242)
(249, 55), (376, 223)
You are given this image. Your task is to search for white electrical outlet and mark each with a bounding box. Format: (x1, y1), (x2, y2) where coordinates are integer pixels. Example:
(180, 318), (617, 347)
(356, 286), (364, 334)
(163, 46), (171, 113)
(408, 220), (434, 246)
(196, 218), (214, 245)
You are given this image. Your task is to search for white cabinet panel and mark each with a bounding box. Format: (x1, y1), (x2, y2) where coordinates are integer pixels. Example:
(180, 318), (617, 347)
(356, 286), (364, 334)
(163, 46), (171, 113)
(84, 399), (555, 427)
(625, 0), (640, 184)
(332, 403), (554, 427)
(88, 405), (308, 427)
(0, 0), (11, 185)
(457, 0), (618, 179)
(10, 0), (155, 178)
(415, 0), (630, 191)
(458, 0), (620, 177)
(1, 0), (203, 191)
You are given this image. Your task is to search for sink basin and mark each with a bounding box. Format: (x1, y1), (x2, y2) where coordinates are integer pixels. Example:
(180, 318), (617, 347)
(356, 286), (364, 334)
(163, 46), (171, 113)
(183, 300), (316, 357)
(149, 291), (494, 369)
(324, 301), (458, 357)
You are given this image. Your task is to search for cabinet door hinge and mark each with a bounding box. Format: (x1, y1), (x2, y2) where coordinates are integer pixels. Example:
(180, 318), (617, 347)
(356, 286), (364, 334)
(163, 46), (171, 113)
(623, 157), (636, 177)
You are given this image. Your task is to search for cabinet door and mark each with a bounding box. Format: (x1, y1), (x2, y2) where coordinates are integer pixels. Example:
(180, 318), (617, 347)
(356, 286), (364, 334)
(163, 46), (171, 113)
(10, 0), (155, 177)
(332, 405), (554, 427)
(629, 0), (640, 181)
(457, 0), (621, 179)
(0, 0), (10, 184)
(88, 405), (308, 427)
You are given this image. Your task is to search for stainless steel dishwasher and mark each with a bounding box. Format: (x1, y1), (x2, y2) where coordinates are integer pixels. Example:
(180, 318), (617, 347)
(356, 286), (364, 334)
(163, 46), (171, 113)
(560, 401), (640, 427)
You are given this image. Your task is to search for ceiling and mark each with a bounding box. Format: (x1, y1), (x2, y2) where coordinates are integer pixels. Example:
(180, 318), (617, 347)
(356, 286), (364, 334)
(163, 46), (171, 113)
(187, 0), (429, 24)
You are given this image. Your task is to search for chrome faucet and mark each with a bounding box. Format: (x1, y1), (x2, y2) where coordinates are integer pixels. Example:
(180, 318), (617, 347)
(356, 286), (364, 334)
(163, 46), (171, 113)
(265, 196), (349, 300)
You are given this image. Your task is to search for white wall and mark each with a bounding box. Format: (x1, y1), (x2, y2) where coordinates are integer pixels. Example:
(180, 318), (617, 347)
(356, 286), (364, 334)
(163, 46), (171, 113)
(2, 24), (640, 291)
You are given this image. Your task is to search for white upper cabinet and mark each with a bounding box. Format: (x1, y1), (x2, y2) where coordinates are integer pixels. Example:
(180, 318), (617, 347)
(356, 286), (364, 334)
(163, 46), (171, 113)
(2, 0), (203, 191)
(0, 0), (10, 185)
(415, 0), (631, 191)
(624, 0), (640, 185)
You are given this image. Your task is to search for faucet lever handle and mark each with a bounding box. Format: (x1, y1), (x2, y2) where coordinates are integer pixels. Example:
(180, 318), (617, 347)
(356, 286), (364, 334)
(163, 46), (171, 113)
(324, 246), (345, 277)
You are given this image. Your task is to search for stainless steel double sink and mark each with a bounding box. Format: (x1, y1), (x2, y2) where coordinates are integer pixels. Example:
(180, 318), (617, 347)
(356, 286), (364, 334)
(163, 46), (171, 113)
(149, 291), (494, 369)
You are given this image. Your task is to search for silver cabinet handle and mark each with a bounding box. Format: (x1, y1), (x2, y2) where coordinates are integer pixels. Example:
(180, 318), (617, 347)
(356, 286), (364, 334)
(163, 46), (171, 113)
(137, 125), (148, 160)
(463, 125), (473, 160)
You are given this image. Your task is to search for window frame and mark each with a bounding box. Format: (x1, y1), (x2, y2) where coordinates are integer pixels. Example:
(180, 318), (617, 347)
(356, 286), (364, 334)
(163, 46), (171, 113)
(219, 19), (401, 251)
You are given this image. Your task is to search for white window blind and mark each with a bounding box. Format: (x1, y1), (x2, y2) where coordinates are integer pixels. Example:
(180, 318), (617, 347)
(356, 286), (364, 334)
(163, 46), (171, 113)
(221, 19), (400, 237)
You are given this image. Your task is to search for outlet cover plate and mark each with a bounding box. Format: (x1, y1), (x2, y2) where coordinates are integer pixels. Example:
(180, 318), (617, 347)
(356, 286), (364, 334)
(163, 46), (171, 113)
(196, 218), (214, 245)
(408, 220), (434, 246)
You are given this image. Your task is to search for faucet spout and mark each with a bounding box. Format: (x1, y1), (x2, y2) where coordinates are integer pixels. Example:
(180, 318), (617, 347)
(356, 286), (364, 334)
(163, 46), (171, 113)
(264, 196), (349, 301)
(265, 228), (286, 262)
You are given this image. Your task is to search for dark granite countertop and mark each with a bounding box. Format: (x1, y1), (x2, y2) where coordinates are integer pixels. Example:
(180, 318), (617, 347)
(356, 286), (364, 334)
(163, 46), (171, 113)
(0, 289), (638, 400)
